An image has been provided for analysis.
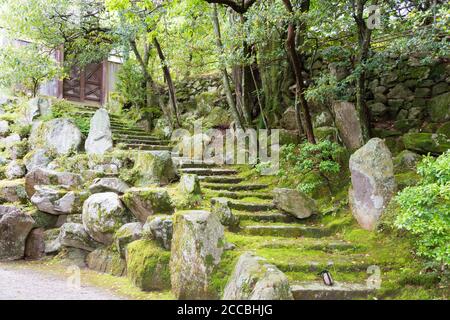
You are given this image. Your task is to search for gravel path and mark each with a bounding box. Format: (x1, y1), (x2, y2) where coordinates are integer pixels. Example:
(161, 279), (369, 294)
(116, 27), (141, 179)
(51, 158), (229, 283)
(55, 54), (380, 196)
(0, 264), (126, 300)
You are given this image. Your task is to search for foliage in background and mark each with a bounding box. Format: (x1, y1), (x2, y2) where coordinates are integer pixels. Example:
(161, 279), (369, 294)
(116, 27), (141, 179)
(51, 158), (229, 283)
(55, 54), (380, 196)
(0, 44), (63, 97)
(395, 151), (450, 265)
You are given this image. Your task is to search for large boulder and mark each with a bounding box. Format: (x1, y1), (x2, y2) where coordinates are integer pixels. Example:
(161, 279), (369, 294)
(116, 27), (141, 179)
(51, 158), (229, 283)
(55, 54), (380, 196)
(86, 248), (126, 277)
(142, 215), (173, 250)
(114, 222), (143, 258)
(24, 168), (83, 198)
(85, 108), (113, 155)
(24, 228), (45, 260)
(333, 101), (364, 150)
(273, 188), (318, 219)
(132, 151), (177, 186)
(30, 118), (82, 155)
(30, 186), (86, 215)
(126, 240), (171, 291)
(403, 133), (450, 154)
(170, 210), (224, 299)
(89, 177), (129, 195)
(82, 192), (131, 245)
(0, 206), (35, 260)
(5, 160), (26, 180)
(349, 138), (397, 230)
(223, 252), (293, 300)
(122, 187), (174, 224)
(0, 179), (27, 203)
(59, 223), (100, 251)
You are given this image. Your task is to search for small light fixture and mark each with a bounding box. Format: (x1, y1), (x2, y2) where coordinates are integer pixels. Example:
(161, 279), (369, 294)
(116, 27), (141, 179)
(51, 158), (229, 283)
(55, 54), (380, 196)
(320, 270), (334, 286)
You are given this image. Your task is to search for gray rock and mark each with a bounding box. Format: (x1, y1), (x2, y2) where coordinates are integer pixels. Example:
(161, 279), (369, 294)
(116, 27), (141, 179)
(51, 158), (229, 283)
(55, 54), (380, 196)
(23, 97), (52, 124)
(0, 179), (27, 203)
(0, 206), (35, 260)
(211, 198), (238, 227)
(429, 92), (450, 123)
(393, 150), (421, 174)
(5, 160), (26, 180)
(44, 228), (61, 254)
(0, 120), (9, 137)
(280, 107), (298, 130)
(333, 101), (364, 150)
(24, 228), (45, 260)
(30, 186), (85, 215)
(170, 210), (224, 299)
(86, 248), (126, 277)
(132, 151), (177, 186)
(223, 252), (293, 300)
(82, 192), (131, 245)
(59, 223), (100, 252)
(349, 138), (396, 230)
(387, 84), (414, 100)
(1, 133), (21, 148)
(23, 149), (52, 172)
(85, 108), (113, 155)
(114, 222), (143, 258)
(122, 187), (174, 224)
(143, 215), (173, 250)
(178, 174), (201, 195)
(273, 188), (318, 219)
(369, 102), (387, 117)
(89, 177), (129, 195)
(24, 168), (83, 197)
(313, 111), (334, 128)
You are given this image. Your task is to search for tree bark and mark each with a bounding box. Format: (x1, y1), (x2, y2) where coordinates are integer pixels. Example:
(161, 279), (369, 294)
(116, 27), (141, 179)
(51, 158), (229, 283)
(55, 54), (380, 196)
(153, 37), (181, 128)
(282, 0), (316, 144)
(210, 4), (246, 129)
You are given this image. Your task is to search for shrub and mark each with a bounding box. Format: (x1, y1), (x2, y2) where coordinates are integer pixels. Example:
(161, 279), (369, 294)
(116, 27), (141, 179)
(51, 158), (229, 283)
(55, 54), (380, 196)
(394, 151), (450, 265)
(278, 140), (344, 196)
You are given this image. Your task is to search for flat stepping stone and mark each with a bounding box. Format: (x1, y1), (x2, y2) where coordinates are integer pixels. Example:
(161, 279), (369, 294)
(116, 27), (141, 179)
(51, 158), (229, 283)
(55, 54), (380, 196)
(203, 183), (268, 191)
(199, 176), (243, 184)
(228, 200), (275, 212)
(240, 225), (328, 238)
(234, 211), (295, 223)
(179, 168), (238, 176)
(291, 282), (376, 300)
(208, 190), (272, 200)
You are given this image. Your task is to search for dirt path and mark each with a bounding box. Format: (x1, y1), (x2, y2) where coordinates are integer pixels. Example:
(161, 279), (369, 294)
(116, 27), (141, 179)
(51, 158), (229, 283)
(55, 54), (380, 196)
(0, 263), (126, 300)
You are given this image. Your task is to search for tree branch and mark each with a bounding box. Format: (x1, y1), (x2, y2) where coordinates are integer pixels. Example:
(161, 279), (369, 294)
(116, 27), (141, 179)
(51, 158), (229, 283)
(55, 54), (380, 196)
(204, 0), (258, 14)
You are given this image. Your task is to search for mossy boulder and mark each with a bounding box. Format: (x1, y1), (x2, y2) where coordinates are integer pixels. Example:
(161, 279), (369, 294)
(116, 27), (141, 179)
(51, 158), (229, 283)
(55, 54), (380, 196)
(429, 92), (450, 123)
(178, 174), (201, 195)
(23, 149), (52, 172)
(223, 252), (293, 300)
(273, 188), (318, 219)
(393, 150), (421, 173)
(82, 192), (132, 245)
(170, 210), (224, 299)
(204, 107), (232, 129)
(89, 177), (130, 195)
(86, 247), (126, 277)
(131, 151), (177, 186)
(59, 223), (100, 252)
(30, 186), (86, 215)
(314, 126), (339, 142)
(25, 167), (83, 198)
(142, 215), (173, 250)
(28, 209), (58, 229)
(403, 133), (450, 154)
(5, 160), (25, 180)
(0, 179), (27, 203)
(122, 187), (174, 224)
(126, 239), (171, 291)
(114, 222), (143, 258)
(210, 198), (239, 228)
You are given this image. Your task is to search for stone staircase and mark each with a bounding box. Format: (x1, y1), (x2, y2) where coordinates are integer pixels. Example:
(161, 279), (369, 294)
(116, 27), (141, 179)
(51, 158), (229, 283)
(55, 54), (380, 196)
(74, 103), (379, 300)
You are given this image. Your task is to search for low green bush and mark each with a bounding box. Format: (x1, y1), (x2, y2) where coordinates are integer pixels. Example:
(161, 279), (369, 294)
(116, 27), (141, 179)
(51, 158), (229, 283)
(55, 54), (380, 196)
(394, 151), (450, 265)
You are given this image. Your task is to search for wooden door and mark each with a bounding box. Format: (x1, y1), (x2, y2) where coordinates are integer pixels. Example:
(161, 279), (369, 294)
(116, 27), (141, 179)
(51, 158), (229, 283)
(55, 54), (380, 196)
(63, 63), (103, 103)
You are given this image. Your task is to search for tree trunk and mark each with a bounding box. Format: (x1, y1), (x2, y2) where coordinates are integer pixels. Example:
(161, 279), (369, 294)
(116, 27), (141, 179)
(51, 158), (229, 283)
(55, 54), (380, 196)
(210, 3), (246, 129)
(282, 0), (315, 144)
(153, 37), (181, 128)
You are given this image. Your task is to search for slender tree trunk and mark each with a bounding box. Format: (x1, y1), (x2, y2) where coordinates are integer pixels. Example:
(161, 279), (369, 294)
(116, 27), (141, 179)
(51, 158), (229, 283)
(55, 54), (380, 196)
(282, 0), (315, 144)
(153, 37), (181, 128)
(210, 4), (246, 129)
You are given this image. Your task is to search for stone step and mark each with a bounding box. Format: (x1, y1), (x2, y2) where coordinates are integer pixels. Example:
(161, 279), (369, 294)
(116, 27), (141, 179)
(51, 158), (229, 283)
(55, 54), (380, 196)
(199, 176), (244, 184)
(208, 190), (273, 200)
(111, 127), (148, 133)
(234, 211), (295, 223)
(227, 200), (275, 212)
(203, 183), (268, 191)
(290, 282), (376, 300)
(178, 162), (217, 169)
(113, 133), (161, 140)
(179, 168), (238, 176)
(118, 144), (173, 151)
(239, 224), (328, 238)
(113, 138), (170, 146)
(111, 129), (158, 137)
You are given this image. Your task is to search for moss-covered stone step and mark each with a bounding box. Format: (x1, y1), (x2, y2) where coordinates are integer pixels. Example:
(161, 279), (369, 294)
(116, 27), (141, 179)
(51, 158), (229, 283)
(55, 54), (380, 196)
(111, 129), (154, 136)
(290, 282), (376, 300)
(113, 133), (161, 140)
(179, 168), (238, 176)
(119, 144), (173, 151)
(199, 176), (244, 184)
(202, 183), (268, 191)
(234, 210), (295, 223)
(239, 224), (328, 238)
(226, 199), (275, 212)
(178, 162), (217, 169)
(207, 190), (272, 200)
(113, 138), (170, 146)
